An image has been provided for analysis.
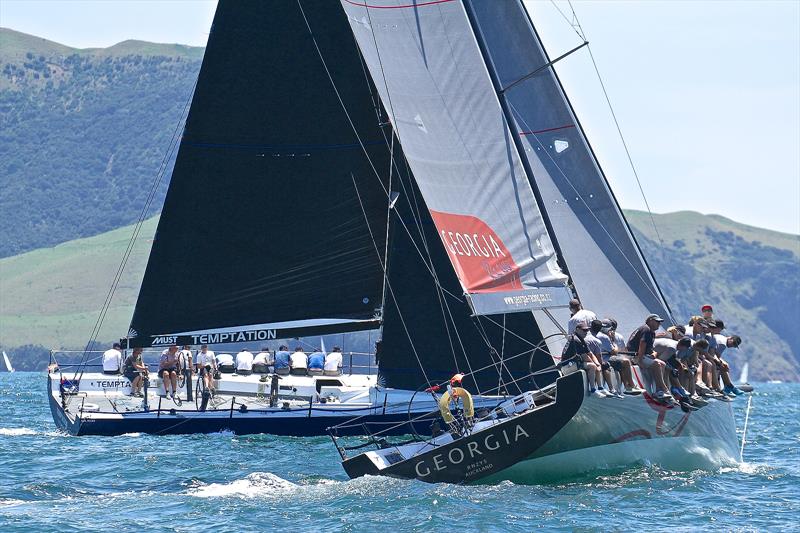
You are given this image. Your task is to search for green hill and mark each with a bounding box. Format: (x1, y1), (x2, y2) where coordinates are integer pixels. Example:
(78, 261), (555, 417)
(625, 209), (799, 382)
(1, 211), (798, 381)
(0, 28), (203, 257)
(0, 217), (156, 350)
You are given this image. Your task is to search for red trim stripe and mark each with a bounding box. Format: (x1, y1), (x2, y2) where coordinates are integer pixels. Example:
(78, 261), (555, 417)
(343, 0), (455, 9)
(612, 429), (652, 443)
(518, 124), (575, 136)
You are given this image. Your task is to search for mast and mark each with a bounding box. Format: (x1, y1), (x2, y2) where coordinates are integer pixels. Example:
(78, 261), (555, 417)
(514, 1), (672, 318)
(461, 0), (575, 299)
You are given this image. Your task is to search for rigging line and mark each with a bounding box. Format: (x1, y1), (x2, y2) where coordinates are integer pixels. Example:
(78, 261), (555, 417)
(359, 1), (523, 380)
(468, 314), (518, 395)
(355, 41), (463, 305)
(481, 313), (539, 349)
(362, 1), (528, 268)
(498, 314), (507, 394)
(295, 2), (447, 382)
(506, 99), (671, 317)
(477, 315), (523, 395)
(585, 45), (668, 254)
(295, 0), (439, 293)
(436, 281), (485, 396)
(546, 0), (585, 41)
(562, 0), (669, 265)
(379, 133), (395, 316)
(301, 0), (474, 382)
(71, 74), (199, 388)
(350, 173), (432, 388)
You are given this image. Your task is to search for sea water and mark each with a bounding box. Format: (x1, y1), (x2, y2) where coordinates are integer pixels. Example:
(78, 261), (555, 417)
(0, 373), (796, 532)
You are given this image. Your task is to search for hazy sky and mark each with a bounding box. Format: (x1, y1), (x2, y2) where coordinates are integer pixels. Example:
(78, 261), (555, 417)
(2, 0), (798, 234)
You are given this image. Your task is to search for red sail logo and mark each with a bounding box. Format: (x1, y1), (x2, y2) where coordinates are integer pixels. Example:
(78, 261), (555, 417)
(430, 210), (521, 293)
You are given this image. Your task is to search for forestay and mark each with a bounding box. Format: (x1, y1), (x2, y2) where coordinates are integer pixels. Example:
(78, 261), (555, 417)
(340, 0), (571, 316)
(127, 1), (391, 348)
(465, 0), (671, 334)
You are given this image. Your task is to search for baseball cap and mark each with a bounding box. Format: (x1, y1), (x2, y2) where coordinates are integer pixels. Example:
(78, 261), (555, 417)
(701, 304), (713, 312)
(646, 313), (664, 323)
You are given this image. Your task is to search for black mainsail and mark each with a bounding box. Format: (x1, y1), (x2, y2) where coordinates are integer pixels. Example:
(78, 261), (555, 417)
(464, 0), (672, 334)
(128, 1), (392, 347)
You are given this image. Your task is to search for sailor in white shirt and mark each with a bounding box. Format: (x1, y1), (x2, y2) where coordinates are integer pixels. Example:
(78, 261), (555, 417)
(252, 347), (273, 373)
(567, 299), (597, 335)
(195, 345), (217, 369)
(216, 353), (235, 373)
(290, 347), (308, 376)
(324, 346), (343, 376)
(102, 342), (123, 375)
(195, 344), (217, 391)
(236, 349), (255, 375)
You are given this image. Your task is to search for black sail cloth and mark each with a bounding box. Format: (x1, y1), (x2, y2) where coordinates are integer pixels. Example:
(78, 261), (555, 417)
(128, 1), (391, 347)
(465, 0), (672, 334)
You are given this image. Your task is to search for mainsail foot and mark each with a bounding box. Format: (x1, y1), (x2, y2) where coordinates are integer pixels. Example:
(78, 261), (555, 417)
(336, 371), (584, 484)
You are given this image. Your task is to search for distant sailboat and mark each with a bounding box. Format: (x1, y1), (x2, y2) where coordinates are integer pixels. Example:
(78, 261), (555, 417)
(737, 362), (749, 385)
(2, 351), (14, 373)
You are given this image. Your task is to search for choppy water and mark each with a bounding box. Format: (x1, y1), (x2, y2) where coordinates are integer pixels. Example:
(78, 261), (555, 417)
(0, 373), (797, 532)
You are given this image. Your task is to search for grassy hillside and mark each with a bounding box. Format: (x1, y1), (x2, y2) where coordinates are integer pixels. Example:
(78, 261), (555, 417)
(1, 211), (798, 381)
(0, 217), (156, 349)
(0, 28), (203, 257)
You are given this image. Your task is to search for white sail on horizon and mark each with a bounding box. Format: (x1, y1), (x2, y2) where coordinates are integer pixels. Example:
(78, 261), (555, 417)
(738, 362), (749, 384)
(2, 351), (14, 373)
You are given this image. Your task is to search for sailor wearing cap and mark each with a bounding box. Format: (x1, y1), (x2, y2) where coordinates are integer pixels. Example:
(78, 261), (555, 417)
(562, 321), (603, 398)
(626, 314), (669, 399)
(567, 299), (597, 340)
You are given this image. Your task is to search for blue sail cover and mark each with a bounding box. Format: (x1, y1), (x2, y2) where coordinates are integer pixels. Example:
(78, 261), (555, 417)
(465, 0), (671, 334)
(340, 0), (571, 316)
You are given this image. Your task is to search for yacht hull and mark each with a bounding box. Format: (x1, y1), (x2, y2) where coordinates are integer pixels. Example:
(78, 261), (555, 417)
(341, 371), (585, 483)
(47, 373), (488, 437)
(339, 371), (740, 484)
(481, 387), (739, 483)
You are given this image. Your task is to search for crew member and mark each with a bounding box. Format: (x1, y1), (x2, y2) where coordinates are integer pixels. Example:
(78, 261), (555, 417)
(102, 342), (123, 375)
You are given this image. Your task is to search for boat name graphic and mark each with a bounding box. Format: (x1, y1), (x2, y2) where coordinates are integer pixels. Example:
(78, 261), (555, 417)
(439, 230), (507, 259)
(91, 380), (131, 388)
(151, 329), (277, 346)
(413, 423), (530, 478)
